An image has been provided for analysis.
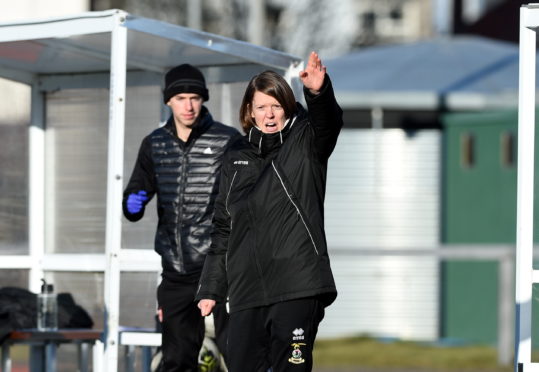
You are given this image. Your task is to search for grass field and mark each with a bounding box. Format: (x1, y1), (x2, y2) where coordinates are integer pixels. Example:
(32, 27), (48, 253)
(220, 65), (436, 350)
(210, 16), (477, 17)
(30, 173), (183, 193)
(9, 336), (516, 371)
(313, 337), (513, 371)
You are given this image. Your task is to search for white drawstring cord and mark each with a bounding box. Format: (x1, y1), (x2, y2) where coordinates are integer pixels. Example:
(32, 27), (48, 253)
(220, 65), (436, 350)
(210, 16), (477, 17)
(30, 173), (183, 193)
(288, 116), (297, 130)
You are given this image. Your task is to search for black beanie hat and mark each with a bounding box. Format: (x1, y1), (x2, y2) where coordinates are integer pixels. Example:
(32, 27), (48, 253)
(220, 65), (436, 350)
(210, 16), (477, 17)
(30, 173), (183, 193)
(163, 64), (209, 103)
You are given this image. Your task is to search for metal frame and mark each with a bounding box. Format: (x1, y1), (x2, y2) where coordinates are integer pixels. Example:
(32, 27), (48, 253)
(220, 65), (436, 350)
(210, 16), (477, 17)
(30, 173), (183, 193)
(102, 12), (128, 370)
(0, 9), (303, 371)
(331, 245), (514, 365)
(516, 3), (539, 372)
(28, 79), (46, 292)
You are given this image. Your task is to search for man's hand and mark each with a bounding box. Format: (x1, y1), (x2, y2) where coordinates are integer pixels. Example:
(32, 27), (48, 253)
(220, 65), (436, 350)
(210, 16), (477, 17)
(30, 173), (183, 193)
(299, 51), (326, 94)
(126, 190), (148, 214)
(198, 299), (216, 317)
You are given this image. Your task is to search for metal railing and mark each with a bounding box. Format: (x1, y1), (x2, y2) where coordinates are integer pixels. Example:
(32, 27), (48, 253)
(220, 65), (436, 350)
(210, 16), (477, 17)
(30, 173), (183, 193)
(331, 244), (515, 366)
(0, 244), (520, 366)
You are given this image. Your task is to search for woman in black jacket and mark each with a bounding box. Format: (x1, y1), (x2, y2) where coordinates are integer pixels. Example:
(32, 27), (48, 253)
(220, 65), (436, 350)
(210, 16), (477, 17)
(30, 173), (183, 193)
(197, 52), (343, 372)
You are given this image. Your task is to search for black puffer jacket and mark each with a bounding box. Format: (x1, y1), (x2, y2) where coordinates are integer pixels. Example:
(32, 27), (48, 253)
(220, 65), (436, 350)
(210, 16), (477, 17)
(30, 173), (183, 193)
(196, 77), (343, 312)
(123, 108), (240, 279)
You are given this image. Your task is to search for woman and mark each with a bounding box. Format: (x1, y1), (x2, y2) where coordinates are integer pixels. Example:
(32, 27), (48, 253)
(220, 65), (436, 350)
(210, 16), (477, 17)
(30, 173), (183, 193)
(196, 52), (343, 372)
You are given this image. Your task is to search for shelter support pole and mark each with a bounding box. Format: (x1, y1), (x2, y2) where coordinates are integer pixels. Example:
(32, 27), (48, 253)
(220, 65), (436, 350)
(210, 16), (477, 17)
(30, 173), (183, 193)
(103, 10), (128, 372)
(28, 80), (45, 293)
(515, 5), (537, 372)
(220, 84), (233, 129)
(284, 61), (305, 104)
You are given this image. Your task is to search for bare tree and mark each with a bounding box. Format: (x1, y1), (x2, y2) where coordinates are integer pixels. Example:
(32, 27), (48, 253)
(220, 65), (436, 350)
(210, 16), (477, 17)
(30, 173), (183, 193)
(123, 0), (187, 25)
(92, 0), (358, 59)
(205, 0), (249, 41)
(274, 0), (358, 59)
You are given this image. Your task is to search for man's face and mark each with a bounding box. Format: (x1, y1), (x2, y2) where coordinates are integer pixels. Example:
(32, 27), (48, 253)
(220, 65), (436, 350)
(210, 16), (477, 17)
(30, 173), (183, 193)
(167, 93), (203, 128)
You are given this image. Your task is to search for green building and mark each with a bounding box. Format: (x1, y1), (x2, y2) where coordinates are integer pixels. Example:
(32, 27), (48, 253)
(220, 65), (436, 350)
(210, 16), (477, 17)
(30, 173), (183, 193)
(442, 109), (539, 346)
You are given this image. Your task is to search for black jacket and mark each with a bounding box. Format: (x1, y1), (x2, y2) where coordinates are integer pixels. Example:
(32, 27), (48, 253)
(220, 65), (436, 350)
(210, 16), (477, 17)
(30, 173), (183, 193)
(196, 77), (343, 313)
(123, 108), (240, 280)
(0, 287), (93, 344)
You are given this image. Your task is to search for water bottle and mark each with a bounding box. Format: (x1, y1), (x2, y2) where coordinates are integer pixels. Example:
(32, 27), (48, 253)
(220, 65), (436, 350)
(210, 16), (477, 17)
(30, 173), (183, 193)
(37, 278), (58, 331)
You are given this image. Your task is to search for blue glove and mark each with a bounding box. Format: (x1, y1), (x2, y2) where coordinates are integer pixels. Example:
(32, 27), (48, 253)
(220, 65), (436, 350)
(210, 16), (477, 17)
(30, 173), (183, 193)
(126, 191), (148, 214)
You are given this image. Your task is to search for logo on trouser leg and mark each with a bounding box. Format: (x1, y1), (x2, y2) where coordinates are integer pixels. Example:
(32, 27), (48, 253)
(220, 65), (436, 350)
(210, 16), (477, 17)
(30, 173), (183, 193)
(292, 328), (305, 340)
(288, 343), (306, 364)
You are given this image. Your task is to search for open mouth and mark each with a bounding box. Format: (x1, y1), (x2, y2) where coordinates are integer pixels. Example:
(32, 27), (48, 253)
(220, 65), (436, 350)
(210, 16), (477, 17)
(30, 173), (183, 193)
(265, 122), (277, 130)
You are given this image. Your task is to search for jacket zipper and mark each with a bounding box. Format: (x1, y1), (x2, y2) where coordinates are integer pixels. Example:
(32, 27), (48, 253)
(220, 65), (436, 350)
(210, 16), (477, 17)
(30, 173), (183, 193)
(176, 152), (188, 270)
(271, 161), (319, 255)
(225, 170), (237, 271)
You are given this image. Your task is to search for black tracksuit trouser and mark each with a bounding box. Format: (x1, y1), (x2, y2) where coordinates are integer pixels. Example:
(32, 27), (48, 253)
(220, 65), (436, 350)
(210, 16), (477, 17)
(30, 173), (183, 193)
(157, 276), (228, 371)
(227, 297), (325, 372)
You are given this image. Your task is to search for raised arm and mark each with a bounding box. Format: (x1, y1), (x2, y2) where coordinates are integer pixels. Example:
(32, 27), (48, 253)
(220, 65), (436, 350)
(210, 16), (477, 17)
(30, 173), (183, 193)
(301, 52), (343, 161)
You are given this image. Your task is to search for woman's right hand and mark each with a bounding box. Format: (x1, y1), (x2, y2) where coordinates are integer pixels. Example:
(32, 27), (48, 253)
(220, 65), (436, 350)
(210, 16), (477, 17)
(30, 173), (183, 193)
(198, 299), (216, 316)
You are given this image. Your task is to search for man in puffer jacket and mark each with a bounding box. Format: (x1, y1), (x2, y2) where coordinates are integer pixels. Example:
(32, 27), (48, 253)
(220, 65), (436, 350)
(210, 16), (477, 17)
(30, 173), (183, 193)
(123, 64), (239, 372)
(197, 52), (343, 372)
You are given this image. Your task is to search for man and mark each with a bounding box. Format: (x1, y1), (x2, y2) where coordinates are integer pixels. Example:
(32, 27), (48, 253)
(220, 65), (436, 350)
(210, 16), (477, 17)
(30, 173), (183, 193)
(122, 64), (239, 371)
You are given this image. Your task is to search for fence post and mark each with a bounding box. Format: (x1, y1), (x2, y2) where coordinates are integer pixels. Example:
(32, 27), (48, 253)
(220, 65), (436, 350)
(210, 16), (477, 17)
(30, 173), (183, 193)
(499, 253), (514, 365)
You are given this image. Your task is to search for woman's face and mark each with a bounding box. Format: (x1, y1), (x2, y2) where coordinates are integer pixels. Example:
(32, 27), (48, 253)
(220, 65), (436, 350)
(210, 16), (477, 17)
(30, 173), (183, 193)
(250, 91), (286, 134)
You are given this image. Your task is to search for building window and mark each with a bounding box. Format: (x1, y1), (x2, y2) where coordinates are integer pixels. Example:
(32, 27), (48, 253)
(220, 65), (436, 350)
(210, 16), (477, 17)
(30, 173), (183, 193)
(500, 131), (514, 168)
(460, 132), (475, 168)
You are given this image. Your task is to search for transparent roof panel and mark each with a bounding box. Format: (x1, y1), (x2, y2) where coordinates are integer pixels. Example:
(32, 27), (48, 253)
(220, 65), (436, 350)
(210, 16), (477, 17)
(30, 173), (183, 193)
(0, 35), (112, 74)
(0, 9), (301, 81)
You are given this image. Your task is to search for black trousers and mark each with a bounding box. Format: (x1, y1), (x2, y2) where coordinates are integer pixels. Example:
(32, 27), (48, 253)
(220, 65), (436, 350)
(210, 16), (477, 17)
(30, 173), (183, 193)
(157, 276), (228, 372)
(227, 298), (325, 372)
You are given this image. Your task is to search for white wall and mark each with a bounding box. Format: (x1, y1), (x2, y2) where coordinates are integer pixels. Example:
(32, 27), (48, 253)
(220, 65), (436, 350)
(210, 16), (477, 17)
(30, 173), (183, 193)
(0, 0), (90, 122)
(321, 129), (441, 341)
(0, 0), (89, 22)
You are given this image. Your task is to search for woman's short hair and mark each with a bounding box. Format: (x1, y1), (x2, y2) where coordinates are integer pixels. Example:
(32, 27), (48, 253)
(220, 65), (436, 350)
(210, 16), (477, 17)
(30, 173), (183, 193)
(239, 70), (297, 133)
